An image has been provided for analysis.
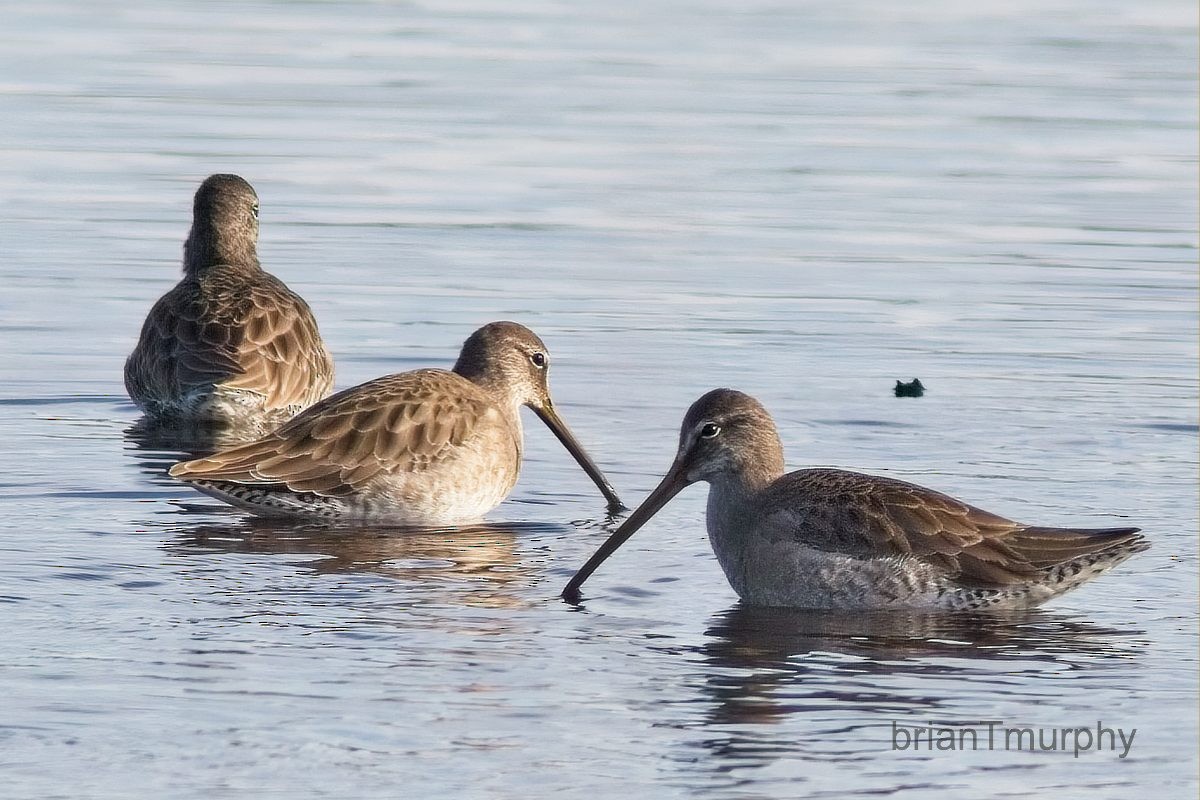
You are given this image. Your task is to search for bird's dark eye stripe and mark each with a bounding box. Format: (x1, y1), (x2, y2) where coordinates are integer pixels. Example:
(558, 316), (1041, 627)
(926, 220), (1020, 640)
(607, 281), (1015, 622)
(700, 423), (721, 438)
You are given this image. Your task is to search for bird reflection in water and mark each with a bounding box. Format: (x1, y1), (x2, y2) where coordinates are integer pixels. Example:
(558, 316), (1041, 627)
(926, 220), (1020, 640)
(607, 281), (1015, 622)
(698, 604), (1145, 723)
(124, 417), (256, 487)
(164, 517), (568, 609)
(664, 604), (1146, 786)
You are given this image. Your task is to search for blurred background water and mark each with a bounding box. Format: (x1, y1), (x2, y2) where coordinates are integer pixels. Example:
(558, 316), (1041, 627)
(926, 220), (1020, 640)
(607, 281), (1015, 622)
(0, 1), (1196, 797)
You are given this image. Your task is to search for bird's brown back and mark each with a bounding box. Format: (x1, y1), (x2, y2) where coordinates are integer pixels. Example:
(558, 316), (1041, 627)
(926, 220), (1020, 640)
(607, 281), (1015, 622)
(762, 468), (1142, 587)
(125, 264), (334, 413)
(169, 369), (508, 496)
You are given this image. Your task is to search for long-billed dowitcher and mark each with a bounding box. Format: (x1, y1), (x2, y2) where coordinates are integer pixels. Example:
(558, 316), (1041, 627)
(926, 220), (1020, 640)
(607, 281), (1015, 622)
(125, 174), (334, 433)
(169, 322), (623, 524)
(564, 389), (1147, 610)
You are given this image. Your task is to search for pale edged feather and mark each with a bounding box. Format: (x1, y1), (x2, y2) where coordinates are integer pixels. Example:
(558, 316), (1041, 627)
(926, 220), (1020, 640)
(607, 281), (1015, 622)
(764, 468), (1141, 587)
(169, 369), (499, 498)
(125, 265), (333, 413)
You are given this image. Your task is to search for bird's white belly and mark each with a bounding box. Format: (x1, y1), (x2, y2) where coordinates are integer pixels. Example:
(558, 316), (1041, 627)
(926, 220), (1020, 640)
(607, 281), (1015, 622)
(362, 472), (517, 526)
(351, 425), (522, 525)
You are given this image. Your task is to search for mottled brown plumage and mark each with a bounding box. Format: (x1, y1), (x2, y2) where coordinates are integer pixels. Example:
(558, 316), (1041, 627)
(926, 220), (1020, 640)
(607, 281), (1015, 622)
(125, 174), (333, 433)
(178, 519), (537, 608)
(565, 389), (1146, 609)
(172, 370), (497, 496)
(169, 322), (622, 524)
(752, 468), (1140, 588)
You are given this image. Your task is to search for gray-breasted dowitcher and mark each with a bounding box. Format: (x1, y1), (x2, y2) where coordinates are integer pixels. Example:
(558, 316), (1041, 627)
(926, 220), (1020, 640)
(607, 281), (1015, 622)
(125, 174), (334, 433)
(564, 389), (1146, 610)
(170, 322), (622, 524)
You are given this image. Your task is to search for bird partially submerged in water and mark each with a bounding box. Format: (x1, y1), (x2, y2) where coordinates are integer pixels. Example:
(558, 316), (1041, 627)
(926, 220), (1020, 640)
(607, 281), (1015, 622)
(125, 174), (334, 436)
(170, 322), (623, 525)
(564, 389), (1146, 610)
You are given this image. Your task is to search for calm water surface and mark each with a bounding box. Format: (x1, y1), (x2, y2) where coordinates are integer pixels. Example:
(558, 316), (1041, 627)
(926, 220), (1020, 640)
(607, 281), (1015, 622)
(0, 1), (1196, 797)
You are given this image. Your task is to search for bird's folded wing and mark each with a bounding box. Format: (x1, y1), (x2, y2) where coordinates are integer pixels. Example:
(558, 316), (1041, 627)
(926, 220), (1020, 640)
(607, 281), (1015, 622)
(770, 470), (1140, 586)
(169, 371), (491, 496)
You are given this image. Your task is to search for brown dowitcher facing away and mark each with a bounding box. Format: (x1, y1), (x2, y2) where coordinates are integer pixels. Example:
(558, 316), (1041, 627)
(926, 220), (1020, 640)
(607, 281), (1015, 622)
(170, 322), (623, 524)
(125, 174), (334, 434)
(563, 389), (1147, 610)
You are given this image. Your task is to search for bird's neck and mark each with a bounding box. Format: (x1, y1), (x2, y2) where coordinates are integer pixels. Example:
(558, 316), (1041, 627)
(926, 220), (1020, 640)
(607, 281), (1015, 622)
(183, 223), (259, 275)
(453, 364), (526, 439)
(454, 360), (505, 396)
(720, 431), (786, 495)
(704, 468), (772, 601)
(703, 435), (786, 598)
(706, 446), (780, 523)
(708, 463), (776, 509)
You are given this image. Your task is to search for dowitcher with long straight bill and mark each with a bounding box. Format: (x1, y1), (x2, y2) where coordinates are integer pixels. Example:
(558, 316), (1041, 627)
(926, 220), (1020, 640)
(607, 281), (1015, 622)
(563, 389), (1146, 610)
(170, 322), (622, 524)
(125, 174), (334, 434)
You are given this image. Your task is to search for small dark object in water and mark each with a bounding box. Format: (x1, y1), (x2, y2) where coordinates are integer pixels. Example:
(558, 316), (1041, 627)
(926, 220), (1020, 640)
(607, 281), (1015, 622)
(894, 378), (924, 398)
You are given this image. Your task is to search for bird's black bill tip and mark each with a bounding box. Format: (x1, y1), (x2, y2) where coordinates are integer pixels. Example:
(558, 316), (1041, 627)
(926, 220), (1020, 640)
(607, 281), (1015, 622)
(558, 466), (688, 601)
(561, 583), (584, 604)
(534, 404), (624, 509)
(605, 499), (629, 516)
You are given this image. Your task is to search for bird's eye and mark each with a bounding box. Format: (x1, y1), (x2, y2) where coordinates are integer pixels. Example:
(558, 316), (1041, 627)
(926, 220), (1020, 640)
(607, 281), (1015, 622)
(530, 352), (547, 369)
(251, 204), (259, 220)
(699, 423), (721, 439)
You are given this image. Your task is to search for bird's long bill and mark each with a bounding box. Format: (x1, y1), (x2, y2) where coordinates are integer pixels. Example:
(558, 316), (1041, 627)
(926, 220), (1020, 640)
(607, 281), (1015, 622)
(561, 461), (688, 601)
(534, 403), (624, 510)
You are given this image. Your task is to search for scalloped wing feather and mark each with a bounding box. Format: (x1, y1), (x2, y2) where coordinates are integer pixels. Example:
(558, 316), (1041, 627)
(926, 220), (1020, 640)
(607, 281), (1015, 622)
(212, 274), (333, 409)
(169, 370), (496, 497)
(125, 268), (333, 412)
(769, 469), (1140, 587)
